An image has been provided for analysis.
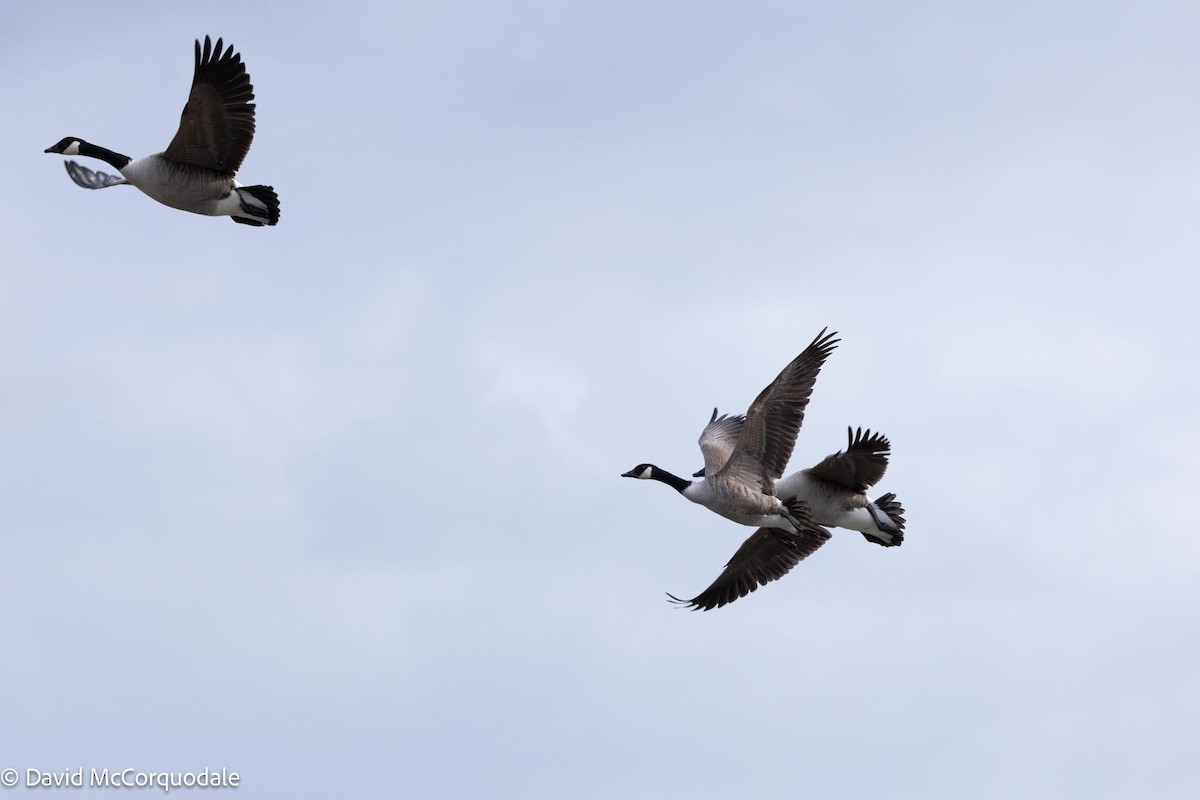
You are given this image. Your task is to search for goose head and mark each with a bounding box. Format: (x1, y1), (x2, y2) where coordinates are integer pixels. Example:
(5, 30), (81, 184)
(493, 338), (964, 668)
(621, 463), (692, 493)
(45, 137), (86, 156)
(621, 464), (656, 479)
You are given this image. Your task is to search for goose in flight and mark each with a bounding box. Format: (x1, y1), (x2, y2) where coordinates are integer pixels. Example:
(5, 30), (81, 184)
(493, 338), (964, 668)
(45, 36), (279, 226)
(622, 328), (840, 610)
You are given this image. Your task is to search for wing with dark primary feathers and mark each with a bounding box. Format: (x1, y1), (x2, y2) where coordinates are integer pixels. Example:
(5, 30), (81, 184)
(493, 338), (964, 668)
(717, 328), (840, 493)
(162, 36), (257, 174)
(807, 427), (891, 491)
(667, 525), (831, 611)
(668, 498), (831, 611)
(64, 160), (127, 189)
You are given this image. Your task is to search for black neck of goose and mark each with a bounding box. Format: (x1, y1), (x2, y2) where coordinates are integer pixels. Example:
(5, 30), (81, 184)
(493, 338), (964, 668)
(651, 467), (692, 494)
(80, 142), (132, 170)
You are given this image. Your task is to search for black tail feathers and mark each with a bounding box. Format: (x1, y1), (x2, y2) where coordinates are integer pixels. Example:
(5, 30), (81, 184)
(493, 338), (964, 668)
(232, 185), (280, 226)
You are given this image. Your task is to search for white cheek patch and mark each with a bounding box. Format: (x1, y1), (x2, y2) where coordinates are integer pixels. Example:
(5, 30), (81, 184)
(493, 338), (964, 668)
(64, 141), (81, 156)
(640, 466), (653, 479)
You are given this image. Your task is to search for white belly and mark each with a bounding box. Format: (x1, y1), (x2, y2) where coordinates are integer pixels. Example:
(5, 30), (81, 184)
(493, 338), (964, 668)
(120, 156), (232, 213)
(683, 480), (793, 529)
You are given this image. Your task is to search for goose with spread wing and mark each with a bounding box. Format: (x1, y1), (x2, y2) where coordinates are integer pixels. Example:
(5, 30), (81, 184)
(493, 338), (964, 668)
(45, 36), (279, 226)
(622, 328), (840, 610)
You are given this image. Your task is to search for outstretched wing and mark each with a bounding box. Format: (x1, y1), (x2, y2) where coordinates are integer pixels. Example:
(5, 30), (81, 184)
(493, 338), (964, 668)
(807, 427), (891, 491)
(64, 160), (128, 189)
(667, 524), (831, 611)
(162, 36), (257, 174)
(696, 409), (745, 476)
(717, 328), (840, 493)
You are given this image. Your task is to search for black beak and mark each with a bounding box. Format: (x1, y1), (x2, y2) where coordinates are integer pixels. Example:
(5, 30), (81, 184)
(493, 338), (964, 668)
(43, 147), (56, 153)
(620, 469), (639, 478)
(692, 468), (705, 478)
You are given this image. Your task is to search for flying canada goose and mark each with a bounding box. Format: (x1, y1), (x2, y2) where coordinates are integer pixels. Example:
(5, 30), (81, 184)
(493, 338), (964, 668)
(44, 36), (279, 226)
(693, 426), (907, 547)
(622, 328), (840, 610)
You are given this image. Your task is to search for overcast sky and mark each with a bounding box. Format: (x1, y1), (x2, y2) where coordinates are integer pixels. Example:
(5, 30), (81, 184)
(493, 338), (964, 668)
(2, 1), (1198, 797)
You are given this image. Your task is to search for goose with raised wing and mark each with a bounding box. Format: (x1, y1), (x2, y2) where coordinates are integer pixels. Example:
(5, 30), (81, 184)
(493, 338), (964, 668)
(622, 328), (840, 610)
(45, 36), (279, 226)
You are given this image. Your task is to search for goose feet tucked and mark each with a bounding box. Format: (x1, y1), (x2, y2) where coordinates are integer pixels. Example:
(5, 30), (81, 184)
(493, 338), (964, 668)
(779, 496), (813, 534)
(861, 493), (906, 547)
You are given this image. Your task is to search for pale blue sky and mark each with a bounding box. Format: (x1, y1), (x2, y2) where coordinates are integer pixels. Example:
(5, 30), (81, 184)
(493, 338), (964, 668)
(2, 1), (1198, 797)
